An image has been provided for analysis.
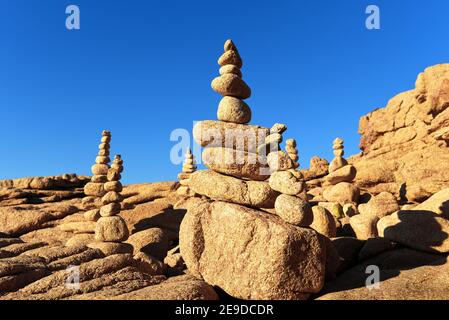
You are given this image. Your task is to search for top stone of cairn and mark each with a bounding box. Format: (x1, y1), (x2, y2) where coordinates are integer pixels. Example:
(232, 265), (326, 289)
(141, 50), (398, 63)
(213, 39), (252, 124)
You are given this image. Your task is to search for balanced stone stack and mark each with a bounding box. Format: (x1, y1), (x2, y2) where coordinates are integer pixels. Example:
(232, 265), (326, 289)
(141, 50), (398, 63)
(269, 140), (312, 226)
(180, 40), (326, 300)
(286, 138), (300, 169)
(194, 39), (271, 181)
(176, 149), (197, 196)
(322, 138), (359, 206)
(83, 130), (111, 221)
(90, 155), (132, 255)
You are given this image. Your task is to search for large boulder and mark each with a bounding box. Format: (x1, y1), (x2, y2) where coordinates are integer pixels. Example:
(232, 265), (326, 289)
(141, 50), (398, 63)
(351, 64), (449, 201)
(357, 192), (399, 218)
(189, 170), (278, 208)
(378, 210), (449, 253)
(179, 200), (326, 300)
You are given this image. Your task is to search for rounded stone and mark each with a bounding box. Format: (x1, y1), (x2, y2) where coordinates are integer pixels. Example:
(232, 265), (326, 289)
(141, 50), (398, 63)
(323, 182), (360, 204)
(107, 170), (121, 182)
(91, 175), (108, 183)
(91, 164), (109, 175)
(350, 214), (379, 240)
(274, 194), (313, 226)
(96, 156), (110, 164)
(84, 182), (106, 197)
(101, 191), (122, 205)
(84, 209), (100, 221)
(101, 135), (111, 143)
(95, 216), (129, 242)
(111, 163), (123, 173)
(100, 202), (121, 217)
(269, 170), (304, 195)
(218, 50), (242, 68)
(326, 165), (357, 185)
(98, 149), (110, 157)
(329, 156), (348, 173)
(310, 206), (337, 238)
(104, 181), (123, 192)
(267, 151), (294, 172)
(211, 74), (251, 99)
(217, 96), (251, 124)
(219, 65), (242, 77)
(98, 143), (109, 150)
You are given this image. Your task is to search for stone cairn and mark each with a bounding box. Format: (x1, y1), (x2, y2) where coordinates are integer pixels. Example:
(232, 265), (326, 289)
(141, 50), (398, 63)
(176, 149), (197, 196)
(321, 138), (360, 218)
(83, 130), (111, 221)
(179, 40), (325, 300)
(90, 155), (132, 254)
(286, 138), (299, 169)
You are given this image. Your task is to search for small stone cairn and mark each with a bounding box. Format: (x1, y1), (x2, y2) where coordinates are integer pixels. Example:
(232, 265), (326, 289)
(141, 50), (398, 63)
(83, 130), (111, 221)
(176, 149), (197, 196)
(321, 138), (360, 216)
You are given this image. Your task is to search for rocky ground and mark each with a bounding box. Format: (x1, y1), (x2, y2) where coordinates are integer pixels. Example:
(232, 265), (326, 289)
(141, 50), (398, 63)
(1, 63), (448, 300)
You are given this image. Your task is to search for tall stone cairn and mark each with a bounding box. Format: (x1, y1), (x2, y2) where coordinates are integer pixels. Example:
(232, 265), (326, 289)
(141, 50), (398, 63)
(177, 149), (197, 196)
(180, 40), (326, 300)
(83, 130), (111, 221)
(94, 155), (130, 245)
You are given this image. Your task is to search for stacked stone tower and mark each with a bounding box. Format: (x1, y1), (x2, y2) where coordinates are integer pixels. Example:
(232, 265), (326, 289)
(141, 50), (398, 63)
(83, 130), (111, 221)
(180, 40), (325, 300)
(176, 149), (197, 196)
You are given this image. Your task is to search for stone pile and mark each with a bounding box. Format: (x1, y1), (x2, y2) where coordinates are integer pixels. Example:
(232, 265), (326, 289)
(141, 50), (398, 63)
(83, 130), (111, 221)
(322, 138), (359, 205)
(176, 149), (197, 196)
(286, 138), (299, 169)
(89, 155), (132, 255)
(180, 40), (326, 300)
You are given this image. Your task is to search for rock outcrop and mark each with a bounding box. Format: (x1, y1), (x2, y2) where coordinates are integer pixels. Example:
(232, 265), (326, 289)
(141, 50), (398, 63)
(351, 64), (449, 202)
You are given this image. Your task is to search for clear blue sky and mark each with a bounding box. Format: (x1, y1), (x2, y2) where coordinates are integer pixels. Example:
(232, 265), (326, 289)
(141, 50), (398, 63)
(1, 0), (448, 184)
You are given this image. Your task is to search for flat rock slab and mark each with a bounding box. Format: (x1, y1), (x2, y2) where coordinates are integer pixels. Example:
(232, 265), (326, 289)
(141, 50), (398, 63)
(202, 147), (270, 181)
(179, 200), (326, 300)
(189, 170), (278, 208)
(193, 120), (269, 153)
(317, 248), (449, 300)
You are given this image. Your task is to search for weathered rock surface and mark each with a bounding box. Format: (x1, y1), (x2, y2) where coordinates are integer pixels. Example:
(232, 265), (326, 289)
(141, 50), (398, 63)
(179, 200), (326, 300)
(358, 192), (399, 218)
(202, 147), (270, 181)
(318, 249), (449, 300)
(193, 120), (268, 152)
(351, 64), (449, 201)
(310, 206), (337, 238)
(323, 183), (360, 204)
(378, 210), (449, 253)
(274, 194), (313, 226)
(189, 170), (278, 208)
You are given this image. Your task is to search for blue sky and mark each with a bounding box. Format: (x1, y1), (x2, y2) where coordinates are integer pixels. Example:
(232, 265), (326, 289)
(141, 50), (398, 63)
(1, 0), (448, 184)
